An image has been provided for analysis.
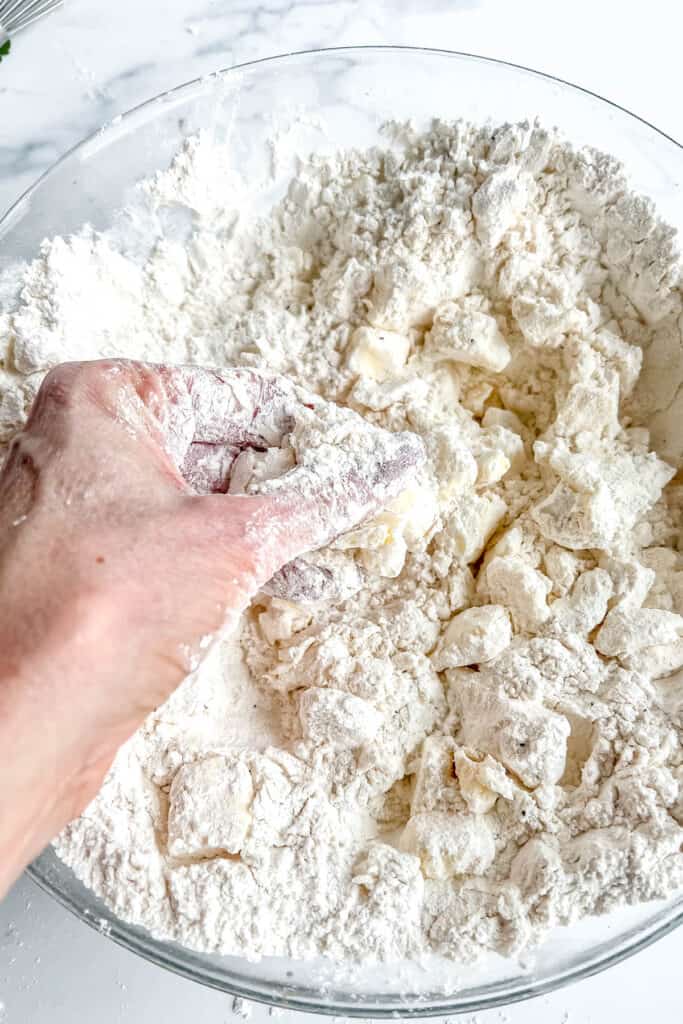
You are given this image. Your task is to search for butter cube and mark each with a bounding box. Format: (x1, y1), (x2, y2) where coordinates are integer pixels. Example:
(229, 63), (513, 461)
(168, 756), (253, 858)
(426, 303), (511, 373)
(346, 326), (411, 380)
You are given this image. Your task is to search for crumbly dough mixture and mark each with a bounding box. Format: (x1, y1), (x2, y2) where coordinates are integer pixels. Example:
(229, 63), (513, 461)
(2, 119), (683, 963)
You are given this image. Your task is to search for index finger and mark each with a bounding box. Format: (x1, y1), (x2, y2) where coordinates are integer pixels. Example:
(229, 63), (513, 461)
(150, 366), (303, 493)
(170, 366), (300, 447)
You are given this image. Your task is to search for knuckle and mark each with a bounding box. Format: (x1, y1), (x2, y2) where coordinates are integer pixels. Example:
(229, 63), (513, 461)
(39, 359), (130, 412)
(40, 360), (101, 400)
(29, 360), (121, 430)
(39, 362), (80, 404)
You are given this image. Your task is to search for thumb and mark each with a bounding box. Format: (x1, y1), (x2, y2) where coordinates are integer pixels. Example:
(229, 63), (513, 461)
(245, 426), (425, 589)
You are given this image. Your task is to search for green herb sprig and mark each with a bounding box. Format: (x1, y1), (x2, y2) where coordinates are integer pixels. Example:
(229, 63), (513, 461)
(0, 40), (11, 63)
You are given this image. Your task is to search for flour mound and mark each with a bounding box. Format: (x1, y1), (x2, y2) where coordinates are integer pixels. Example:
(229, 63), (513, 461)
(3, 118), (683, 964)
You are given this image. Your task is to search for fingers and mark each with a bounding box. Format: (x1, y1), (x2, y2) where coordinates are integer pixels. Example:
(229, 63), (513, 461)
(157, 365), (426, 598)
(26, 361), (302, 492)
(161, 365), (297, 446)
(25, 363), (425, 588)
(250, 427), (426, 563)
(181, 442), (241, 495)
(151, 366), (302, 493)
(177, 367), (298, 445)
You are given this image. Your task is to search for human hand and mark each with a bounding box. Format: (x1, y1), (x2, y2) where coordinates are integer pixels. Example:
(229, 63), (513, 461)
(0, 359), (423, 893)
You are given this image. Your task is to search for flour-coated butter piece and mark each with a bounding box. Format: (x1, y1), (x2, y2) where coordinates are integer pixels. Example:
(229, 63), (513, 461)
(400, 810), (496, 878)
(434, 604), (512, 669)
(486, 556), (552, 632)
(426, 302), (511, 373)
(346, 325), (411, 380)
(454, 747), (515, 814)
(298, 687), (383, 747)
(457, 679), (570, 788)
(472, 167), (532, 249)
(168, 755), (254, 857)
(595, 606), (683, 659)
(447, 492), (508, 565)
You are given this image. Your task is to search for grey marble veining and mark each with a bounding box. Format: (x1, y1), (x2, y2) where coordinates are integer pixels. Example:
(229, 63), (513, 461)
(0, 0), (681, 217)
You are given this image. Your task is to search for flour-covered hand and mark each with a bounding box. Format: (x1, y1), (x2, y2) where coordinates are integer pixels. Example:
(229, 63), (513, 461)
(0, 358), (423, 896)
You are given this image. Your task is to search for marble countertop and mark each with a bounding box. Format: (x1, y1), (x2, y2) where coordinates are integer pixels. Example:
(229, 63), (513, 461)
(1, 0), (681, 217)
(1, 1), (682, 1022)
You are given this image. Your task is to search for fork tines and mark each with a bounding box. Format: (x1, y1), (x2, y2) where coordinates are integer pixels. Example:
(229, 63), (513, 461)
(0, 0), (62, 37)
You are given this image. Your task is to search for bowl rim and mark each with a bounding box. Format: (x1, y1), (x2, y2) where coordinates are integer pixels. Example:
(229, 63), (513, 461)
(27, 853), (683, 1017)
(0, 43), (680, 228)
(8, 43), (683, 1014)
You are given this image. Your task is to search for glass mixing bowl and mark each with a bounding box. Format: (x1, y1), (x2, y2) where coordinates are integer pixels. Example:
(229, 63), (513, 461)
(2, 46), (682, 1016)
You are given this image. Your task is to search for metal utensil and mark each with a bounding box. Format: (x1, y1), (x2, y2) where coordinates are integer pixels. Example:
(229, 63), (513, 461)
(0, 0), (62, 47)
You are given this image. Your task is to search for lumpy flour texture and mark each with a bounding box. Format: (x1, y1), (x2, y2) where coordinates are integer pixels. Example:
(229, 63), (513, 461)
(2, 119), (683, 964)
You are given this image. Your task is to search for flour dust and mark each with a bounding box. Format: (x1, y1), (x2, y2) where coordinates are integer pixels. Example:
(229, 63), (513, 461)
(1, 118), (682, 965)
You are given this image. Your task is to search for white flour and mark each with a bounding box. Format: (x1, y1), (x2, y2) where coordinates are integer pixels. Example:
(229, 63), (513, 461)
(1, 119), (683, 964)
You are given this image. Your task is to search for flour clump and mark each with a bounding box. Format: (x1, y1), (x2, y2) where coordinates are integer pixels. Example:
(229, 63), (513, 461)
(1, 117), (682, 965)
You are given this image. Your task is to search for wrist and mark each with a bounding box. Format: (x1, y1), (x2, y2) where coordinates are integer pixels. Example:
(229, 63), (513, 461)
(0, 673), (65, 894)
(0, 600), (122, 896)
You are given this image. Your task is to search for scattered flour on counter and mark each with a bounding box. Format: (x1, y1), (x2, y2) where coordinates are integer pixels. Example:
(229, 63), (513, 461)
(1, 118), (683, 964)
(231, 996), (252, 1019)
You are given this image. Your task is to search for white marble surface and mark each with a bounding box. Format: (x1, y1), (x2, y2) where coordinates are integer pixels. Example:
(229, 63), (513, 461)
(1, 0), (682, 218)
(1, 1), (682, 1022)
